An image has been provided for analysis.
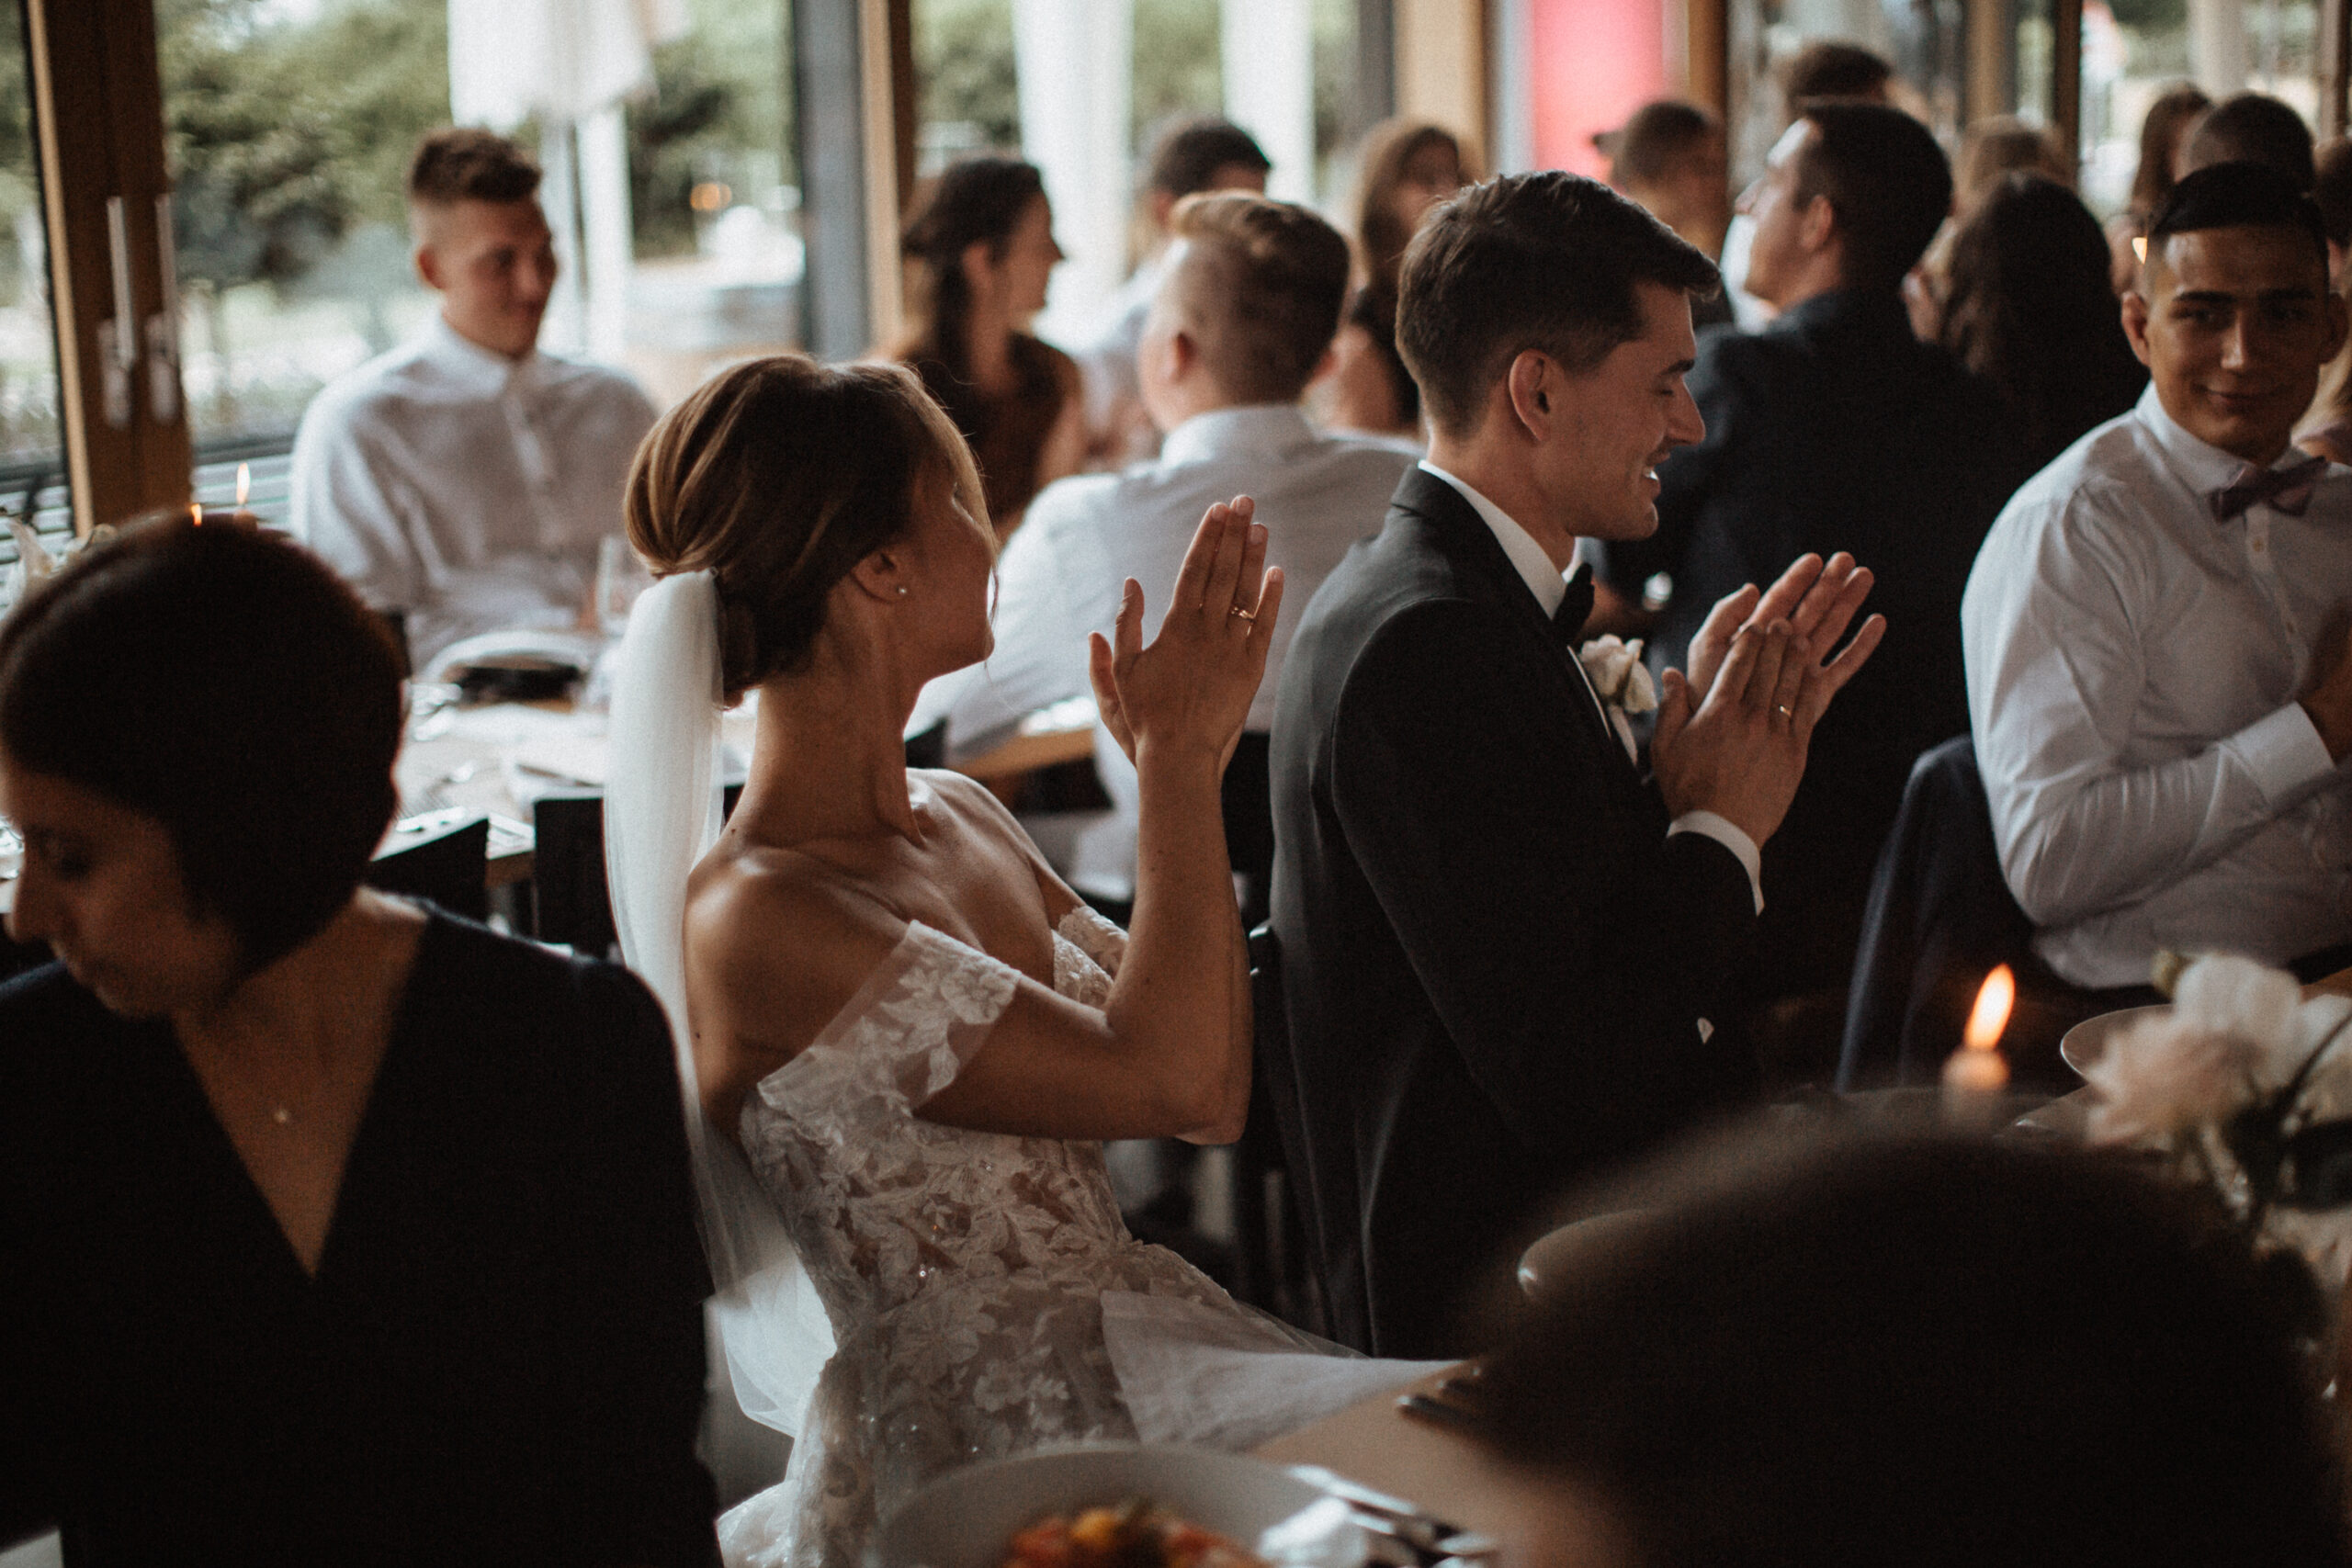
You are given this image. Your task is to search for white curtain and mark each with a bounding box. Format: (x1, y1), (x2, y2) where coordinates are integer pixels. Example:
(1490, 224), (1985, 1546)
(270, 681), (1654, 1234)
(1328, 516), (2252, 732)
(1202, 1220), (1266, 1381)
(446, 0), (688, 362)
(1012, 0), (1136, 347)
(1221, 0), (1315, 204)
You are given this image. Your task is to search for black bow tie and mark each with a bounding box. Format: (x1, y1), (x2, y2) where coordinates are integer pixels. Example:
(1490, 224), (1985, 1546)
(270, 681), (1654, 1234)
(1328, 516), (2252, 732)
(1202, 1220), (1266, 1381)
(1553, 564), (1595, 647)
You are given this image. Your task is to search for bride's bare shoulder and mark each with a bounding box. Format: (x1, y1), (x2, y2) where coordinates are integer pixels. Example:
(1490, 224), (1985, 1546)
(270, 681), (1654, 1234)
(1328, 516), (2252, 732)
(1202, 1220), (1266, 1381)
(684, 842), (906, 1045)
(910, 769), (1080, 914)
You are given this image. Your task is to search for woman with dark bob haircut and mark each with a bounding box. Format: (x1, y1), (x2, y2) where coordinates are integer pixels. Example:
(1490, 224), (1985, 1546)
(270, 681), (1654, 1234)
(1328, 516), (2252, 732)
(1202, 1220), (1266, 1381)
(0, 517), (718, 1565)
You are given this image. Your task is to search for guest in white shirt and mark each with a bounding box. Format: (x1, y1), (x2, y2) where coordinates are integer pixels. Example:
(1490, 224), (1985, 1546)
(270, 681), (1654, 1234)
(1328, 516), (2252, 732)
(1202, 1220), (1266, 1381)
(1963, 163), (2352, 997)
(289, 129), (657, 670)
(936, 192), (1413, 911)
(1076, 119), (1270, 465)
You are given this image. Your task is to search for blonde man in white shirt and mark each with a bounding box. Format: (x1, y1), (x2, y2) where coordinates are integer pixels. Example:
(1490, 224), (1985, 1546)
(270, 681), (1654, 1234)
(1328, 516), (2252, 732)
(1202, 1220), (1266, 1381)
(931, 192), (1415, 915)
(290, 129), (657, 670)
(1963, 164), (2352, 1012)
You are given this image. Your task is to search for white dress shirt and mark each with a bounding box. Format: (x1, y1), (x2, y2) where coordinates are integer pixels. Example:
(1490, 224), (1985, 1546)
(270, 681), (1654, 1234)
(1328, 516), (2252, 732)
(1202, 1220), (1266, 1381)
(1962, 382), (2352, 988)
(289, 316), (657, 667)
(921, 404), (1416, 897)
(1418, 460), (1763, 912)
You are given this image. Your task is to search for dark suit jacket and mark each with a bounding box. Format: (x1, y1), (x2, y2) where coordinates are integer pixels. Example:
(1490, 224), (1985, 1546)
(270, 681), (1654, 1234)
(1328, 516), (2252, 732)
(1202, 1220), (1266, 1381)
(1267, 468), (1758, 1357)
(1600, 289), (2032, 1004)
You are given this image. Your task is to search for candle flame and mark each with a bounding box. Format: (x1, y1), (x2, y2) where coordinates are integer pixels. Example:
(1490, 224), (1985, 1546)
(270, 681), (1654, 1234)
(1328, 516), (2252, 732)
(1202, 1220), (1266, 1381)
(189, 502), (202, 526)
(1965, 964), (2016, 1053)
(235, 462), (249, 507)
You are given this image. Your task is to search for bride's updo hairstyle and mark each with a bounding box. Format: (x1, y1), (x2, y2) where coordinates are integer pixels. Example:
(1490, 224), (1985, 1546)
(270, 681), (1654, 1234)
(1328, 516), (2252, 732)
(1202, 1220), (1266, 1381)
(626, 354), (989, 702)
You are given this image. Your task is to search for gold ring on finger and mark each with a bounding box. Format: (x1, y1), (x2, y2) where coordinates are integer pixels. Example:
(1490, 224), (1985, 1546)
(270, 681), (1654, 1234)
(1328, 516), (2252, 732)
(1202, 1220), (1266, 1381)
(1227, 606), (1256, 621)
(1774, 704), (1792, 718)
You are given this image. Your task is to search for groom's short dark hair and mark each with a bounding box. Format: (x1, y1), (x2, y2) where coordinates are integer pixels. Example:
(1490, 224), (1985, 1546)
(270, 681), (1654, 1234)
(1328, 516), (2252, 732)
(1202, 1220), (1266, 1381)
(1397, 171), (1719, 438)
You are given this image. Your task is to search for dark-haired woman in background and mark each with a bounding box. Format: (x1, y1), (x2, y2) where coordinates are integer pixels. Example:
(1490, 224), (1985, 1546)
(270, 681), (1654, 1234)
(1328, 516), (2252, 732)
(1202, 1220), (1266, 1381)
(0, 518), (716, 1565)
(1317, 119), (1475, 437)
(894, 155), (1085, 536)
(2110, 83), (2211, 293)
(1939, 174), (2146, 474)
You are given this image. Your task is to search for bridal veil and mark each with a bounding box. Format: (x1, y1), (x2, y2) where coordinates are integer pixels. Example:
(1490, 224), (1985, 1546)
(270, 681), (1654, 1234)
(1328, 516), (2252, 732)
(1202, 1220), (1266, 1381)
(605, 570), (835, 1438)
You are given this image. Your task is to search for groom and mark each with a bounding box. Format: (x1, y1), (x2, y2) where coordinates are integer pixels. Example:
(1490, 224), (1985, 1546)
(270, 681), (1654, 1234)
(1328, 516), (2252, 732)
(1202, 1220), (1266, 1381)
(1268, 172), (1884, 1356)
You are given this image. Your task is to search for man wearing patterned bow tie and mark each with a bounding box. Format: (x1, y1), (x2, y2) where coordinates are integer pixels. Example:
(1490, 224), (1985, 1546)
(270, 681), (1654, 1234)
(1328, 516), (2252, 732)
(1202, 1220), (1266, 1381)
(1269, 172), (1883, 1356)
(1963, 162), (2352, 1025)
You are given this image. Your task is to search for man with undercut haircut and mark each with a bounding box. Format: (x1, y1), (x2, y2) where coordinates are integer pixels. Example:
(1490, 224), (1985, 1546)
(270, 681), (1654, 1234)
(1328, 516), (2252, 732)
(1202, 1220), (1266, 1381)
(932, 192), (1413, 917)
(290, 128), (656, 670)
(1964, 163), (2352, 1035)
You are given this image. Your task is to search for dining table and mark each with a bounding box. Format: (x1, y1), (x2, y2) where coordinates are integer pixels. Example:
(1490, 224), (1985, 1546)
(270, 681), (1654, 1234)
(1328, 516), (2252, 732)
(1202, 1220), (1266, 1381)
(1254, 965), (2352, 1564)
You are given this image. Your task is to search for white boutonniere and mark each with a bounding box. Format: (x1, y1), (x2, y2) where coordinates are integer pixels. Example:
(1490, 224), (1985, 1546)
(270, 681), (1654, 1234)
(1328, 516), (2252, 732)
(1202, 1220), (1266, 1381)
(1578, 635), (1656, 761)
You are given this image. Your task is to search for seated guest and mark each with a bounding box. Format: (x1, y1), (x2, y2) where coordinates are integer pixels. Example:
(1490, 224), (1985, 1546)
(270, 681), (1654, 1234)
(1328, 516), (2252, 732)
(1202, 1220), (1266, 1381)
(2299, 139), (2352, 462)
(1963, 164), (2352, 1062)
(0, 518), (716, 1563)
(1782, 38), (1894, 107)
(1936, 174), (2147, 473)
(896, 155), (1085, 536)
(1270, 171), (1884, 1354)
(934, 193), (1412, 917)
(291, 128), (658, 671)
(1599, 101), (1734, 328)
(1078, 118), (1272, 460)
(2111, 83), (2211, 293)
(1318, 119), (1476, 437)
(2180, 91), (2317, 188)
(1908, 116), (2073, 338)
(1481, 1133), (2347, 1568)
(1596, 102), (2025, 1067)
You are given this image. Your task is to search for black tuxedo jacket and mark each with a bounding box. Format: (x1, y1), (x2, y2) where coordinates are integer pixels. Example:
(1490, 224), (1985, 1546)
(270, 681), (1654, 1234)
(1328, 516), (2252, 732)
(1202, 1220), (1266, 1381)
(1267, 468), (1758, 1356)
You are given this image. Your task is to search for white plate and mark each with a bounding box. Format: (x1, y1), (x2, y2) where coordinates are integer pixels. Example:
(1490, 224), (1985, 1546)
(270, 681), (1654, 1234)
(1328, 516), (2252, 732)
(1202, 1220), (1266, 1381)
(870, 1444), (1346, 1568)
(2058, 1004), (2171, 1078)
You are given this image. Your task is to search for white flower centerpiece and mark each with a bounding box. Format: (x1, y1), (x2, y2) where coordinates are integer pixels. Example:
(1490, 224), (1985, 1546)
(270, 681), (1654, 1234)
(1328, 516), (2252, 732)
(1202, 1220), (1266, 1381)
(2083, 953), (2352, 1292)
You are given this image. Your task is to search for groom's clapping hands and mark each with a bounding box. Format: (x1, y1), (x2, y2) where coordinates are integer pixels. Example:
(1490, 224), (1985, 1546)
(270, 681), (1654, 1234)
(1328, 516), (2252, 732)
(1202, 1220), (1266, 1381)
(1648, 551), (1885, 848)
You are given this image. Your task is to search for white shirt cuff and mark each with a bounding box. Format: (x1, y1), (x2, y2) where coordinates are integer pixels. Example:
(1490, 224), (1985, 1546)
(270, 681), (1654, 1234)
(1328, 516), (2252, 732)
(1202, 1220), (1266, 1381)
(2229, 702), (2339, 805)
(1668, 810), (1765, 914)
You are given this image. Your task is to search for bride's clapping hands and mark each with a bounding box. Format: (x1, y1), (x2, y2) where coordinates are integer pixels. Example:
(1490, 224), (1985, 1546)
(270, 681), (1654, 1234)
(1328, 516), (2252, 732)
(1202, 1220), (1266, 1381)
(1089, 496), (1284, 768)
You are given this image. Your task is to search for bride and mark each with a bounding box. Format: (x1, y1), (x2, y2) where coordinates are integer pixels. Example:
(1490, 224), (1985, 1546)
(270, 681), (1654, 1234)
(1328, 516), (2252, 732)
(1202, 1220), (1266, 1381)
(603, 355), (1326, 1565)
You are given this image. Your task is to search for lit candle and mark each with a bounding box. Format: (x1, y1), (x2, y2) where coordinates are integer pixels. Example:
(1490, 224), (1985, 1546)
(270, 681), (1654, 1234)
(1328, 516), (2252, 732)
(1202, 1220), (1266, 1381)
(188, 502), (202, 526)
(196, 464), (260, 529)
(1942, 964), (2015, 1118)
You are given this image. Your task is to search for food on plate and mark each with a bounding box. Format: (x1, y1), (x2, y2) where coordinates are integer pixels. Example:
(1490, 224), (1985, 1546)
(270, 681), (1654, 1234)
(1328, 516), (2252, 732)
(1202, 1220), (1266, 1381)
(1000, 1499), (1270, 1568)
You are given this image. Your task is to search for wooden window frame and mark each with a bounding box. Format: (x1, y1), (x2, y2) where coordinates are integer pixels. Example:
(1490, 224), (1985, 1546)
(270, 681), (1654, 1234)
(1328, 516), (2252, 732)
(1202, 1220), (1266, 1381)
(24, 0), (189, 534)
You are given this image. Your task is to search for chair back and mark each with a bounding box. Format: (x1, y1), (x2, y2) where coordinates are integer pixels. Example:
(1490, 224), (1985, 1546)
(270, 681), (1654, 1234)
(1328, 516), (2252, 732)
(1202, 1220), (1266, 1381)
(367, 814), (490, 921)
(1837, 735), (2034, 1089)
(1243, 924), (1330, 1334)
(1222, 733), (1274, 929)
(532, 791), (616, 958)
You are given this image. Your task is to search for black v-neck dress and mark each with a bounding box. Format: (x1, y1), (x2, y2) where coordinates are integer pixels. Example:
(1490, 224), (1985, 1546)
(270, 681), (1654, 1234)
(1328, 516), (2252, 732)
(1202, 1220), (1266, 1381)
(0, 909), (718, 1565)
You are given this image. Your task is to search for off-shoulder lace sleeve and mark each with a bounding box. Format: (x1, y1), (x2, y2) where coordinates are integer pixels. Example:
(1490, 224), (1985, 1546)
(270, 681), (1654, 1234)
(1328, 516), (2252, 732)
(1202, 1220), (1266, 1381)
(1055, 904), (1127, 977)
(752, 922), (1021, 1131)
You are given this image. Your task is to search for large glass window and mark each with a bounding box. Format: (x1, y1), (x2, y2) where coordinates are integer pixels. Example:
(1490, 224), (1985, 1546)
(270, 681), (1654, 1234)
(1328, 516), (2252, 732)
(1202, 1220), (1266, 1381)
(625, 0), (800, 407)
(159, 0), (449, 524)
(2081, 1), (2315, 215)
(0, 2), (69, 562)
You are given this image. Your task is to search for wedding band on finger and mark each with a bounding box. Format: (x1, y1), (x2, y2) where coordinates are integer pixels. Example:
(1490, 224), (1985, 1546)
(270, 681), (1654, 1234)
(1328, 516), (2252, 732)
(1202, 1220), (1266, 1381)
(1227, 606), (1256, 621)
(1774, 704), (1793, 719)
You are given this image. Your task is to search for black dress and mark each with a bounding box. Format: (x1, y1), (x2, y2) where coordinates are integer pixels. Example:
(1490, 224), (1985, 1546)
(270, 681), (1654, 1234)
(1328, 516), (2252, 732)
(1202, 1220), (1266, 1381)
(0, 909), (718, 1566)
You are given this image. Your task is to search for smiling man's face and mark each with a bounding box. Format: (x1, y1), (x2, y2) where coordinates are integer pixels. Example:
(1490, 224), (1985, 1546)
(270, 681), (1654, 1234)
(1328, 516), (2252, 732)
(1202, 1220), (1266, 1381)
(2125, 223), (2346, 465)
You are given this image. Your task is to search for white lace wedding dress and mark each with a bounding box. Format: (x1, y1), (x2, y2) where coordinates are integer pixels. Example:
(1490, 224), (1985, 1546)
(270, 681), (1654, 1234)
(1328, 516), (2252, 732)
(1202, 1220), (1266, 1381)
(714, 906), (1332, 1568)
